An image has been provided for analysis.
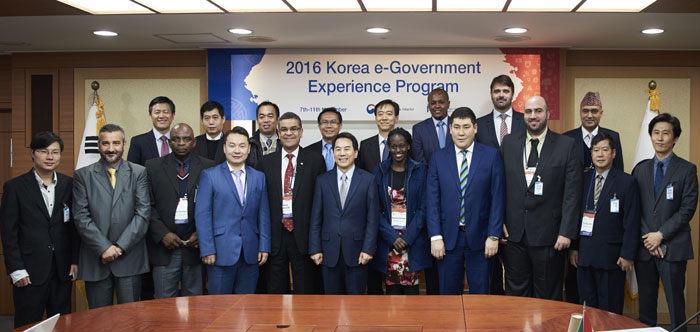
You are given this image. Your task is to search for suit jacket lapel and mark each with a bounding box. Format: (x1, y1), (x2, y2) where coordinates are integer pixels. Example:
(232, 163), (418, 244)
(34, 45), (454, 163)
(531, 132), (556, 189)
(162, 155), (180, 196)
(512, 132), (529, 191)
(92, 162), (113, 196)
(483, 115), (497, 145)
(270, 150), (284, 200)
(52, 174), (69, 220)
(654, 156), (679, 207)
(112, 161), (131, 208)
(574, 128), (585, 166)
(597, 169), (616, 210)
(149, 131), (161, 159)
(464, 144), (483, 194)
(330, 169), (343, 211)
(292, 150), (304, 201)
(370, 136), (381, 165)
(188, 156), (202, 194)
(445, 146), (461, 192)
(220, 163), (242, 207)
(343, 170), (361, 213)
(24, 172), (51, 220)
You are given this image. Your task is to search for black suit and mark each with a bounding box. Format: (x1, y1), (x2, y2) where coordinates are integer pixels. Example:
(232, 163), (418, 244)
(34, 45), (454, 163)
(128, 130), (162, 166)
(357, 135), (383, 174)
(475, 110), (525, 149)
(305, 140), (324, 155)
(633, 154), (698, 332)
(563, 126), (624, 171)
(191, 134), (225, 164)
(1, 170), (79, 327)
(260, 147), (326, 294)
(500, 129), (582, 300)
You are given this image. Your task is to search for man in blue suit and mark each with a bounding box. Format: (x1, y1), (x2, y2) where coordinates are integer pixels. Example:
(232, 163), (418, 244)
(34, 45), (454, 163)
(569, 132), (640, 314)
(427, 107), (505, 295)
(309, 132), (379, 295)
(195, 127), (271, 295)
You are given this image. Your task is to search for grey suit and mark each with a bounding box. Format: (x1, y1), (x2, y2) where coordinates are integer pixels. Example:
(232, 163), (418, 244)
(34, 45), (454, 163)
(73, 160), (151, 308)
(633, 154), (698, 332)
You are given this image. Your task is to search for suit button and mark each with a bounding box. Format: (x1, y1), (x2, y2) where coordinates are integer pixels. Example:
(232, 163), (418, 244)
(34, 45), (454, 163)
(239, 233), (243, 236)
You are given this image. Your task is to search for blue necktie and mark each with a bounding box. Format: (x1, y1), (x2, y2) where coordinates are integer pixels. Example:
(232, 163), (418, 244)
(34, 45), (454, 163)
(381, 139), (389, 162)
(654, 162), (664, 197)
(437, 121), (446, 149)
(232, 170), (245, 205)
(459, 150), (468, 226)
(324, 143), (334, 171)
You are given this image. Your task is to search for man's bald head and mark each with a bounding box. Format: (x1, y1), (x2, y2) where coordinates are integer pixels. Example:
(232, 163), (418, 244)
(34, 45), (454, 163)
(169, 123), (196, 160)
(523, 95), (549, 135)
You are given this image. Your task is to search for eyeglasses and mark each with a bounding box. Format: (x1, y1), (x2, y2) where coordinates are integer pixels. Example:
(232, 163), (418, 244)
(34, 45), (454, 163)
(35, 149), (61, 157)
(320, 120), (339, 126)
(279, 127), (301, 133)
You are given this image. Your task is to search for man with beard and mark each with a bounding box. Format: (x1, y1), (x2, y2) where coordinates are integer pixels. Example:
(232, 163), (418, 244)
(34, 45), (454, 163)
(73, 124), (151, 308)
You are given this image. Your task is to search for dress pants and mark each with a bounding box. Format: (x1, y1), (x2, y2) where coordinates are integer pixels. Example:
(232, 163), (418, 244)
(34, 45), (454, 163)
(12, 255), (71, 328)
(565, 257), (580, 303)
(489, 248), (505, 295)
(152, 248), (203, 298)
(366, 268), (385, 295)
(577, 265), (625, 314)
(85, 273), (142, 309)
(266, 229), (319, 294)
(437, 229), (491, 295)
(322, 248), (368, 295)
(424, 260), (440, 295)
(636, 258), (687, 332)
(207, 249), (258, 295)
(502, 234), (565, 300)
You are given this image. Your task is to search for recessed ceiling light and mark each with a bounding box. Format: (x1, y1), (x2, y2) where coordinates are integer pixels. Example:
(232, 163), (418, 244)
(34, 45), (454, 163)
(642, 28), (664, 34)
(438, 0), (507, 11)
(577, 0), (657, 12)
(134, 0), (222, 13)
(229, 28), (254, 35)
(211, 0), (292, 12)
(507, 0), (580, 12)
(93, 30), (118, 37)
(362, 0), (431, 11)
(286, 0), (361, 12)
(504, 27), (528, 34)
(57, 0), (153, 14)
(366, 27), (391, 34)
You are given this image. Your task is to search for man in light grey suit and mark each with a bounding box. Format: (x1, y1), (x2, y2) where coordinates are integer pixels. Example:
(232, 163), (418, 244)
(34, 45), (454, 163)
(73, 124), (151, 309)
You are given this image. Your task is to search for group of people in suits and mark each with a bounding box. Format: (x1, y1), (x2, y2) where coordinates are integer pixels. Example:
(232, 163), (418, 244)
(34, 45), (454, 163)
(1, 76), (697, 332)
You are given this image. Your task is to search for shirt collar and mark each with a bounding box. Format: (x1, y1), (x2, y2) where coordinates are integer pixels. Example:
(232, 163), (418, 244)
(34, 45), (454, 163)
(101, 159), (122, 171)
(282, 146), (300, 159)
(654, 152), (674, 167)
(206, 132), (223, 141)
(526, 127), (548, 143)
(33, 169), (57, 186)
(227, 162), (246, 174)
(432, 116), (448, 127)
(261, 133), (278, 142)
(493, 108), (513, 120)
(377, 133), (388, 144)
(153, 128), (170, 140)
(453, 140), (475, 156)
(596, 167), (611, 180)
(337, 165), (355, 182)
(581, 126), (599, 138)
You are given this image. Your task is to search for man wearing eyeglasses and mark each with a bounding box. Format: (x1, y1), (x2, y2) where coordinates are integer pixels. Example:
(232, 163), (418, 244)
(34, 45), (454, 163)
(306, 107), (343, 171)
(260, 112), (326, 294)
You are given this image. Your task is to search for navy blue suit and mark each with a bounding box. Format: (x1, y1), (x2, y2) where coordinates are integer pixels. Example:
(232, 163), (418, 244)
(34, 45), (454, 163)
(475, 110), (525, 149)
(573, 167), (640, 314)
(194, 163), (271, 294)
(411, 117), (453, 164)
(127, 131), (161, 166)
(426, 142), (505, 294)
(371, 159), (431, 275)
(563, 126), (624, 172)
(309, 167), (379, 294)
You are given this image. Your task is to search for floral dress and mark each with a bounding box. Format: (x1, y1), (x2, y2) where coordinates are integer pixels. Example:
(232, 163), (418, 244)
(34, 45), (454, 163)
(385, 170), (421, 286)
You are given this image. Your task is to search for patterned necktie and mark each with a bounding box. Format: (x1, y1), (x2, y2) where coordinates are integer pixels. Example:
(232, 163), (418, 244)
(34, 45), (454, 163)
(584, 134), (592, 148)
(381, 139), (389, 161)
(324, 144), (334, 171)
(283, 154), (294, 232)
(160, 136), (170, 157)
(178, 161), (186, 178)
(527, 138), (539, 167)
(437, 121), (446, 149)
(108, 168), (116, 189)
(232, 170), (245, 206)
(654, 162), (664, 197)
(266, 138), (272, 148)
(499, 113), (508, 144)
(594, 174), (603, 206)
(459, 150), (468, 226)
(339, 174), (348, 209)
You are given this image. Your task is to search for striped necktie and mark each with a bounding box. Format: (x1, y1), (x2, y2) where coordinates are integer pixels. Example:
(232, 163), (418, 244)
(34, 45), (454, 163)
(459, 150), (468, 226)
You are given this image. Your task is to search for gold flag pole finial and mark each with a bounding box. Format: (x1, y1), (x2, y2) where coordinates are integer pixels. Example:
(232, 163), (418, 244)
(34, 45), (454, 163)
(91, 80), (100, 104)
(90, 80), (107, 134)
(646, 80), (660, 112)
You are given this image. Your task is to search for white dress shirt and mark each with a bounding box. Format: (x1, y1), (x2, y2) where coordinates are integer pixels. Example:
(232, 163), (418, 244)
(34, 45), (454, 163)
(281, 147), (299, 194)
(493, 108), (514, 146)
(227, 163), (247, 201)
(377, 133), (388, 160)
(524, 127), (548, 170)
(206, 132), (223, 141)
(581, 126), (599, 148)
(153, 128), (171, 156)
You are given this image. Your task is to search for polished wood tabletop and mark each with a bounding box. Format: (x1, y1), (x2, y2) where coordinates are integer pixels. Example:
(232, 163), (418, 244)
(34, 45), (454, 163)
(14, 295), (647, 332)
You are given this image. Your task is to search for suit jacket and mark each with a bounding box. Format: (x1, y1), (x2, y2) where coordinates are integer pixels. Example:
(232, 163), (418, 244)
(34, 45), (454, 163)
(305, 140), (324, 156)
(146, 154), (216, 266)
(191, 134), (225, 164)
(73, 160), (151, 281)
(309, 167), (379, 268)
(632, 155), (698, 261)
(371, 158), (431, 273)
(563, 126), (624, 171)
(127, 130), (161, 166)
(1, 171), (79, 285)
(261, 147), (326, 256)
(246, 130), (280, 170)
(426, 143), (505, 251)
(574, 167), (640, 270)
(500, 130), (582, 246)
(357, 135), (382, 173)
(411, 117), (453, 164)
(475, 110), (525, 149)
(195, 163), (271, 266)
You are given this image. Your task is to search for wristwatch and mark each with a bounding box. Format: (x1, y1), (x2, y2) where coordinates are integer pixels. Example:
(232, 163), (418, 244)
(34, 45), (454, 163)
(488, 236), (499, 241)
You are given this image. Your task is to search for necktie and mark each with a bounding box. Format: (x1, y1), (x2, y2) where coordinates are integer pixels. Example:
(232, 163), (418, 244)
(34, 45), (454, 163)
(160, 136), (169, 157)
(437, 121), (446, 149)
(108, 168), (116, 189)
(324, 144), (334, 171)
(594, 174), (603, 206)
(178, 161), (186, 178)
(232, 170), (245, 205)
(381, 139), (389, 161)
(459, 150), (468, 226)
(339, 174), (348, 209)
(499, 113), (508, 144)
(654, 162), (664, 197)
(266, 138), (272, 148)
(584, 134), (592, 148)
(283, 154), (294, 232)
(527, 138), (539, 167)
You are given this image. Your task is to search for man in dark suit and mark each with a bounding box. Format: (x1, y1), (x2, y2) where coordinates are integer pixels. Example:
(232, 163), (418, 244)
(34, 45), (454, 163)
(247, 101), (281, 169)
(475, 74), (525, 296)
(0, 132), (79, 328)
(73, 124), (151, 308)
(261, 112), (325, 294)
(632, 113), (698, 332)
(306, 107), (343, 171)
(411, 88), (453, 165)
(192, 100), (226, 164)
(309, 132), (379, 295)
(195, 127), (271, 294)
(146, 123), (216, 298)
(500, 95), (582, 300)
(127, 96), (176, 166)
(427, 107), (505, 295)
(569, 132), (640, 314)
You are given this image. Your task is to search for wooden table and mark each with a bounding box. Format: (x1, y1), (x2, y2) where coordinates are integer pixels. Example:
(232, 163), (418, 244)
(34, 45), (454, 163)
(14, 295), (647, 332)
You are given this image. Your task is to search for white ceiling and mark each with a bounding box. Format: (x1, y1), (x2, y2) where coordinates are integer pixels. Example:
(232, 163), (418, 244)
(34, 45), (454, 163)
(0, 11), (698, 53)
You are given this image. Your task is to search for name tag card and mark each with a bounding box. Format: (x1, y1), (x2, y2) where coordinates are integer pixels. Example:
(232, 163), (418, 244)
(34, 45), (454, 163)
(174, 196), (188, 224)
(63, 205), (70, 223)
(525, 167), (536, 185)
(534, 176), (543, 196)
(282, 195), (293, 218)
(666, 185), (674, 200)
(580, 210), (595, 236)
(610, 194), (620, 213)
(391, 207), (407, 230)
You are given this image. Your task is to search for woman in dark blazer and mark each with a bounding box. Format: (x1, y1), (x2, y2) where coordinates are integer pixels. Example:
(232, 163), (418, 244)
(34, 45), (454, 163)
(371, 127), (431, 295)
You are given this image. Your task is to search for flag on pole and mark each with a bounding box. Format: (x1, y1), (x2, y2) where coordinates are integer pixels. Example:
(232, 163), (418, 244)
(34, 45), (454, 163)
(76, 94), (107, 170)
(577, 304), (594, 332)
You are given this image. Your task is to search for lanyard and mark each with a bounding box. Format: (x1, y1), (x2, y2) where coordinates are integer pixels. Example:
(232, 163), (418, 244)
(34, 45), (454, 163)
(584, 173), (599, 212)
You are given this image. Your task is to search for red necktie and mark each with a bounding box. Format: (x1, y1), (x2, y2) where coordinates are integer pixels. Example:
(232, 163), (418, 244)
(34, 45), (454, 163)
(178, 161), (186, 177)
(160, 136), (170, 157)
(283, 154), (294, 232)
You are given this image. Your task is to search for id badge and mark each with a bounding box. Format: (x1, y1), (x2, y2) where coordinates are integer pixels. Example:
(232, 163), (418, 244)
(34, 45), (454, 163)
(391, 207), (407, 230)
(666, 185), (674, 200)
(525, 167), (536, 185)
(534, 176), (543, 196)
(63, 205), (70, 223)
(610, 195), (620, 214)
(174, 196), (188, 224)
(282, 195), (293, 218)
(580, 210), (595, 236)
